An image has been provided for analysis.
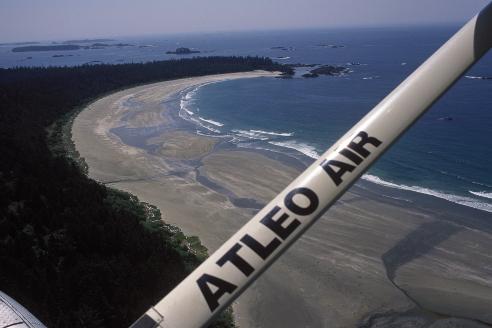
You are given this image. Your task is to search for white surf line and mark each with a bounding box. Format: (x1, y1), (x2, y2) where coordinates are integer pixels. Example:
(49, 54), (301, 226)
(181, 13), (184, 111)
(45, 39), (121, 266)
(131, 4), (492, 328)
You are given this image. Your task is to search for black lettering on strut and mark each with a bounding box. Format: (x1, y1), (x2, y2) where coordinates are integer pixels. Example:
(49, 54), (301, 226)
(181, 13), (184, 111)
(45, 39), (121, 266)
(320, 159), (356, 186)
(339, 148), (363, 165)
(260, 206), (300, 240)
(284, 187), (319, 216)
(348, 131), (382, 158)
(216, 243), (254, 277)
(240, 233), (281, 260)
(197, 273), (237, 312)
(198, 131), (382, 313)
(320, 131), (382, 186)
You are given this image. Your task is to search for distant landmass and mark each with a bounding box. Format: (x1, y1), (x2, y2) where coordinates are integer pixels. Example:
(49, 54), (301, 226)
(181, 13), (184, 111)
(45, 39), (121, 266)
(91, 43), (111, 47)
(166, 47), (200, 54)
(12, 45), (81, 52)
(87, 42), (134, 49)
(61, 38), (115, 44)
(0, 41), (40, 46)
(286, 63), (318, 68)
(12, 43), (135, 53)
(90, 42), (133, 47)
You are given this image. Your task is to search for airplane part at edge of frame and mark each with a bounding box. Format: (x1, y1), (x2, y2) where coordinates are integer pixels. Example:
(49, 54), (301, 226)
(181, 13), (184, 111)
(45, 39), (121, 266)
(131, 2), (492, 328)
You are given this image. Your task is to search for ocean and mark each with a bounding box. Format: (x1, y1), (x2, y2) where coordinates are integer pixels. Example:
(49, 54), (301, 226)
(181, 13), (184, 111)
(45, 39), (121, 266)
(3, 26), (491, 213)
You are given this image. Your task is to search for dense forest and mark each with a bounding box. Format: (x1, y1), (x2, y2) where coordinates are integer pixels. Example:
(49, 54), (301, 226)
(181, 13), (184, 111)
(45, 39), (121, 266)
(0, 57), (292, 327)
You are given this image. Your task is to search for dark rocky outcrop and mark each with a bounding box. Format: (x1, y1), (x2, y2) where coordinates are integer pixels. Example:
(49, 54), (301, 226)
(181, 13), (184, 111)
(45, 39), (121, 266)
(166, 47), (200, 55)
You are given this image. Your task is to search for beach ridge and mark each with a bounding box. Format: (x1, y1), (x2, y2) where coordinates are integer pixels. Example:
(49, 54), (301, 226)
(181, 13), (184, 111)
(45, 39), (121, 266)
(72, 72), (492, 327)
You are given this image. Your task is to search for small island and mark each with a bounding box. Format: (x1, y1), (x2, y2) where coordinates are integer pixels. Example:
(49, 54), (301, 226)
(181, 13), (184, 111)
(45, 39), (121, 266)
(166, 47), (200, 54)
(316, 44), (345, 48)
(311, 65), (349, 75)
(108, 42), (133, 47)
(270, 46), (295, 51)
(302, 65), (350, 78)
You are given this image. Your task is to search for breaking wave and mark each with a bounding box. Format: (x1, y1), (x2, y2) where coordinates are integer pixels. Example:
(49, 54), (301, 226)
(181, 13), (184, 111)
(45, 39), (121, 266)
(469, 191), (492, 200)
(465, 75), (492, 80)
(250, 129), (294, 137)
(362, 76), (380, 80)
(179, 83), (226, 134)
(362, 174), (492, 213)
(232, 129), (269, 140)
(179, 81), (223, 117)
(268, 140), (320, 160)
(176, 79), (492, 214)
(231, 129), (294, 141)
(199, 117), (224, 127)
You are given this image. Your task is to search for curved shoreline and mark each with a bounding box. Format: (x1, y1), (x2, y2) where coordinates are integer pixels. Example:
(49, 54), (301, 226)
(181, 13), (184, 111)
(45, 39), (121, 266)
(72, 72), (492, 327)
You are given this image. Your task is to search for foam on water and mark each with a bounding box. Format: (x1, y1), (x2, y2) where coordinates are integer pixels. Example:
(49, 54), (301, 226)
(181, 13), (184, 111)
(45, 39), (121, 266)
(268, 140), (321, 160)
(362, 76), (380, 80)
(250, 129), (294, 137)
(179, 83), (226, 134)
(179, 81), (223, 117)
(232, 129), (270, 141)
(362, 174), (492, 213)
(180, 99), (194, 116)
(199, 117), (224, 127)
(471, 180), (492, 188)
(196, 130), (230, 138)
(469, 191), (492, 200)
(465, 75), (492, 80)
(176, 68), (492, 215)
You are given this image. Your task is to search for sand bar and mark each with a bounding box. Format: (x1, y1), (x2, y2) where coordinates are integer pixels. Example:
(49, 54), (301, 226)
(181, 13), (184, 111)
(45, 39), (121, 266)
(72, 71), (492, 327)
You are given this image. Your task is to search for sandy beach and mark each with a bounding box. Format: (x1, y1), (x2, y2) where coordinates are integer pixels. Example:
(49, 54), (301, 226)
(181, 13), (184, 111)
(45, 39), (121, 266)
(72, 71), (492, 327)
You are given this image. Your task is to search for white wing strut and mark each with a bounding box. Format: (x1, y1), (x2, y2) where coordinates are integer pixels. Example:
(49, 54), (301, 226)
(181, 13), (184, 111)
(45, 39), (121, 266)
(131, 3), (492, 328)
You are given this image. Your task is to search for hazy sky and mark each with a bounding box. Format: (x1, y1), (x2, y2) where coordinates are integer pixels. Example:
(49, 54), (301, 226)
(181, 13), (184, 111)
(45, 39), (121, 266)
(1, 0), (490, 42)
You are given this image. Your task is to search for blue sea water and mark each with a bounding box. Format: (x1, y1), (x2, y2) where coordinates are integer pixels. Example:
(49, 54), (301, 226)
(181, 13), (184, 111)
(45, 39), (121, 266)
(2, 26), (491, 212)
(177, 27), (492, 213)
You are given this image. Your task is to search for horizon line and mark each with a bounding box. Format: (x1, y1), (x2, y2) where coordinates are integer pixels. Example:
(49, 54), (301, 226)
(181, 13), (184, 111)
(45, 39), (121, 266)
(1, 21), (465, 44)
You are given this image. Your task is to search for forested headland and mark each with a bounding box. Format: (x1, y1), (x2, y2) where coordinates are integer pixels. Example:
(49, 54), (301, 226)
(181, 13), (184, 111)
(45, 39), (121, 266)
(0, 57), (292, 327)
